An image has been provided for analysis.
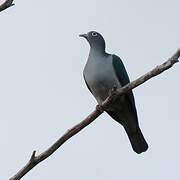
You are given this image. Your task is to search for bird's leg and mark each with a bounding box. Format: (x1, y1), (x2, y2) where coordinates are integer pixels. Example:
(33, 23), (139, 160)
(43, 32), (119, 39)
(109, 85), (118, 96)
(96, 85), (118, 113)
(96, 104), (104, 113)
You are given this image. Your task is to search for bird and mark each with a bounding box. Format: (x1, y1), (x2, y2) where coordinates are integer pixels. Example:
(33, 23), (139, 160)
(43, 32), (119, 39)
(79, 31), (148, 154)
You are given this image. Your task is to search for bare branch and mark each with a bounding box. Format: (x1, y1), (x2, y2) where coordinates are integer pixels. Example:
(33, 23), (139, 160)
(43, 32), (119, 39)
(0, 0), (14, 12)
(29, 150), (36, 161)
(9, 48), (180, 180)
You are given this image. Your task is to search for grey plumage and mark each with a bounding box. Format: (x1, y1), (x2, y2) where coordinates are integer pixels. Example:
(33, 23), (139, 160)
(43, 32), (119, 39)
(80, 31), (148, 154)
(84, 51), (121, 105)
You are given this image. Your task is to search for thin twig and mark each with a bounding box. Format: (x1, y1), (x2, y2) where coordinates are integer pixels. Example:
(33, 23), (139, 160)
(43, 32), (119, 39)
(9, 48), (180, 180)
(0, 0), (14, 12)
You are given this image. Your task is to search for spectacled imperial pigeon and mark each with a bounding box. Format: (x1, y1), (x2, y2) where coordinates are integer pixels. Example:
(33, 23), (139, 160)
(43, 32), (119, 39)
(79, 31), (148, 154)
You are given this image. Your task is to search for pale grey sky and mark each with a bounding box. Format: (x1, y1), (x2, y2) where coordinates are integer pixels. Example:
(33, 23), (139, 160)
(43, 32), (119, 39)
(1, 0), (180, 179)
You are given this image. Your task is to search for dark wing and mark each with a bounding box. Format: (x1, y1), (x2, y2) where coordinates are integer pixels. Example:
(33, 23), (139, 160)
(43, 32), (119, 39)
(112, 54), (136, 112)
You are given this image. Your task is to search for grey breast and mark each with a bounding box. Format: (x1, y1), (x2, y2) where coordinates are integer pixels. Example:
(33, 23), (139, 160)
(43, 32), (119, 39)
(83, 53), (121, 104)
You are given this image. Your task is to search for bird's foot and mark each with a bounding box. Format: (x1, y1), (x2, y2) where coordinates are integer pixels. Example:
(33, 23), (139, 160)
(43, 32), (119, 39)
(109, 85), (118, 96)
(96, 105), (104, 113)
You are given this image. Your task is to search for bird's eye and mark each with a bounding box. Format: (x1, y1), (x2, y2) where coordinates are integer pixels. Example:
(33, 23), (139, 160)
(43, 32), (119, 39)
(92, 32), (97, 36)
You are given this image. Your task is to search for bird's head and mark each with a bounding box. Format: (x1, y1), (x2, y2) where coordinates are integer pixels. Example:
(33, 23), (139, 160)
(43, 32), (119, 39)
(79, 31), (106, 52)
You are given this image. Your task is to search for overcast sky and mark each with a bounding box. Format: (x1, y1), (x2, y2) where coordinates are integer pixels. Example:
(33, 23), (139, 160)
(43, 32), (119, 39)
(1, 0), (180, 179)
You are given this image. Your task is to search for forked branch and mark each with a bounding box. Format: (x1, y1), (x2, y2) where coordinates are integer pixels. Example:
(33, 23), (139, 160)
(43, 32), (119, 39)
(10, 48), (180, 180)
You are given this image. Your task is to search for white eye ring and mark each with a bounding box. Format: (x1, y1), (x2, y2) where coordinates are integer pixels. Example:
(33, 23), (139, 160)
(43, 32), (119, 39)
(92, 32), (97, 36)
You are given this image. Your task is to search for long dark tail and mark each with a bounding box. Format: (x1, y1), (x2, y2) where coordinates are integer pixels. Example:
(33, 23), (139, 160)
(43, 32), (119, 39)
(124, 126), (148, 154)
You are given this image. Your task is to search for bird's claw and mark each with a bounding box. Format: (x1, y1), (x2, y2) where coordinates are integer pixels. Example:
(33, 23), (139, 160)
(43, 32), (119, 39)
(96, 105), (104, 113)
(109, 85), (118, 96)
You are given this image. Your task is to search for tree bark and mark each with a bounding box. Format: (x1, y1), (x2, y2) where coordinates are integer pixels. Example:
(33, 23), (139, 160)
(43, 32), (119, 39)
(0, 0), (14, 12)
(9, 48), (180, 180)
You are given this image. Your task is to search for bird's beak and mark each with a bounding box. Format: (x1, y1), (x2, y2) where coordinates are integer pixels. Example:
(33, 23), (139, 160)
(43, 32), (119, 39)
(79, 33), (88, 39)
